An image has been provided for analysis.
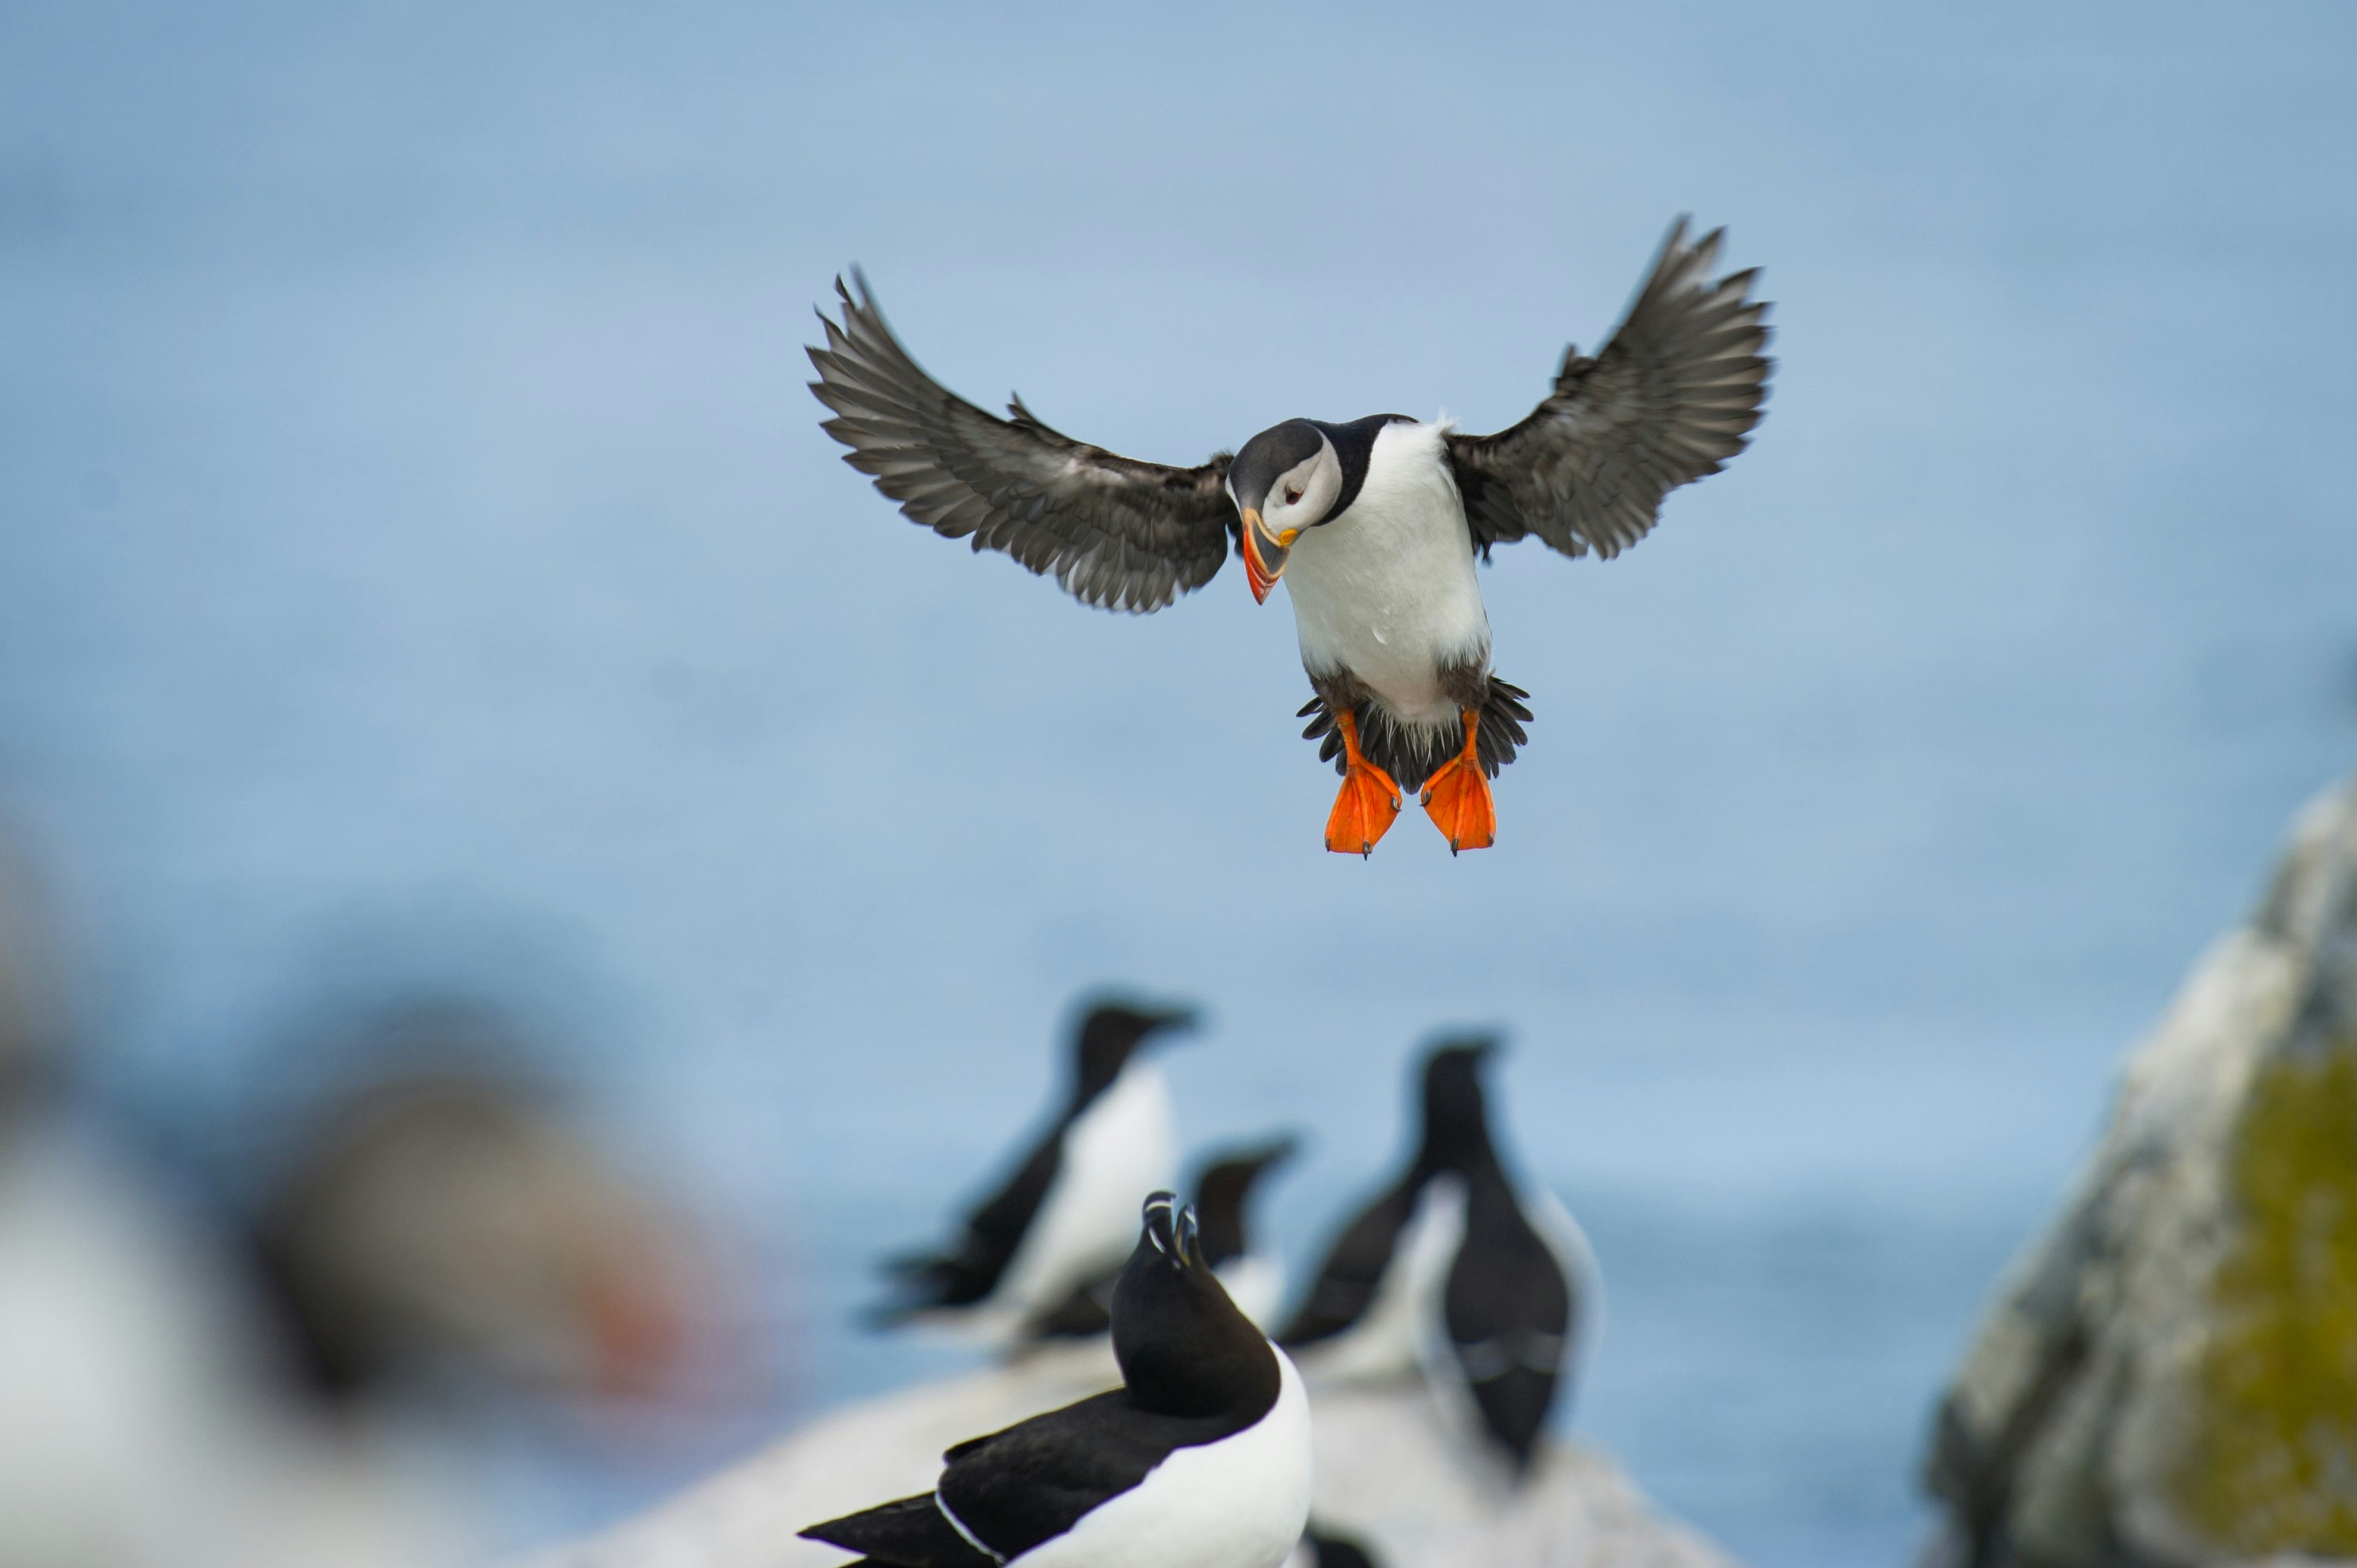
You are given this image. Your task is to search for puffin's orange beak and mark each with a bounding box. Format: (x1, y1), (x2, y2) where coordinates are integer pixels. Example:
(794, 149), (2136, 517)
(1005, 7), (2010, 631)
(1240, 509), (1299, 605)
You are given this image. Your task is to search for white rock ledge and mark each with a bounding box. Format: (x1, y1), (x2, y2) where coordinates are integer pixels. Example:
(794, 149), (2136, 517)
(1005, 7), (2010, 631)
(534, 1343), (1735, 1568)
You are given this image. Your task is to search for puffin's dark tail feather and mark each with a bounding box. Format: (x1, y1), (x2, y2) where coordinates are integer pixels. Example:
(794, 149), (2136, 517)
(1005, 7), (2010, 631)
(1299, 676), (1533, 789)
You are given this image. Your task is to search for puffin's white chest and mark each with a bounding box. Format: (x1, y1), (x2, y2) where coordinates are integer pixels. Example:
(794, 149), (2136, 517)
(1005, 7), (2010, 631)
(1280, 422), (1490, 725)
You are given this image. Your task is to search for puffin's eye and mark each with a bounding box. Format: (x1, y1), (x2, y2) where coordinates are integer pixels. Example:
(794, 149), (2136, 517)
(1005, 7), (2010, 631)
(1284, 487), (1303, 505)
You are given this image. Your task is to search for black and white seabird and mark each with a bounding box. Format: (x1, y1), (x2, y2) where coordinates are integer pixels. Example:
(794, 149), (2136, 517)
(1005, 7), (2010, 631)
(1277, 1038), (1593, 1473)
(1286, 1526), (1380, 1568)
(876, 1000), (1195, 1340)
(804, 1192), (1312, 1568)
(1030, 1134), (1298, 1338)
(808, 220), (1771, 855)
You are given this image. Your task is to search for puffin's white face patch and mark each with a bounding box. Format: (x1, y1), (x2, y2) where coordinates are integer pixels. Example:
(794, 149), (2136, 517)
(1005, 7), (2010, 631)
(1261, 437), (1340, 534)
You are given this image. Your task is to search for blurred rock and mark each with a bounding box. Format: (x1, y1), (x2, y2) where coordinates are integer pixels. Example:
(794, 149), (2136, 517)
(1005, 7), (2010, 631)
(1301, 1384), (1734, 1568)
(533, 1350), (1734, 1568)
(1926, 774), (2357, 1568)
(534, 1342), (1118, 1568)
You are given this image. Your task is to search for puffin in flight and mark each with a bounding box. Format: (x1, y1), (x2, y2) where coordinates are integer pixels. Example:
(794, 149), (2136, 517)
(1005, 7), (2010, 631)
(804, 1192), (1312, 1568)
(873, 999), (1195, 1340)
(808, 219), (1771, 854)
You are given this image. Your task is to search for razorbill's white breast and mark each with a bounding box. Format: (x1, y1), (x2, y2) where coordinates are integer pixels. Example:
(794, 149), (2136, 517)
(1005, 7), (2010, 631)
(810, 218), (1770, 856)
(804, 1192), (1312, 1568)
(876, 1001), (1193, 1341)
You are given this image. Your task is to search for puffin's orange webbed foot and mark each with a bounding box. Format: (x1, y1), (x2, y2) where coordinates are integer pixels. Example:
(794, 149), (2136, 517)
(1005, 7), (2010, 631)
(1420, 710), (1496, 854)
(1323, 711), (1402, 857)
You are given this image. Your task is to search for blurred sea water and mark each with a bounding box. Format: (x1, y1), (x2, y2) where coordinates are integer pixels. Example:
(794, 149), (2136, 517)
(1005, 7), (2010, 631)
(2, 4), (2353, 1566)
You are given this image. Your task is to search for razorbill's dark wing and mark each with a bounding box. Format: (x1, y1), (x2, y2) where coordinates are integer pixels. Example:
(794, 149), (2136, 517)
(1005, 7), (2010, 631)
(797, 1492), (995, 1568)
(809, 275), (1239, 613)
(877, 1002), (1193, 1322)
(878, 1133), (1065, 1315)
(1442, 1172), (1575, 1469)
(1275, 1174), (1423, 1347)
(1301, 1527), (1380, 1568)
(1025, 1269), (1119, 1339)
(1447, 218), (1771, 563)
(804, 1390), (1250, 1565)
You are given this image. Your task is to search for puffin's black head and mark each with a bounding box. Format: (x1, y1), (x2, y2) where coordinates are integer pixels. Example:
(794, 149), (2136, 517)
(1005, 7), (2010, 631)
(1417, 1035), (1501, 1174)
(1190, 1135), (1299, 1269)
(1113, 1191), (1279, 1418)
(1072, 998), (1196, 1102)
(1227, 420), (1343, 604)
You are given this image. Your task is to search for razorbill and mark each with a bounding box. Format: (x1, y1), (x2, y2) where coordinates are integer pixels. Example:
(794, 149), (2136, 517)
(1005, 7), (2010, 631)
(808, 219), (1770, 854)
(1030, 1134), (1297, 1338)
(876, 1000), (1194, 1340)
(1285, 1526), (1380, 1568)
(1278, 1039), (1594, 1472)
(803, 1192), (1312, 1568)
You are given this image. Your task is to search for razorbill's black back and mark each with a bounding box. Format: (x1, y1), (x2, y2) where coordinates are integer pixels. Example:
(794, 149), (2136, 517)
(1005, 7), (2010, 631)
(809, 219), (1769, 854)
(804, 1192), (1312, 1568)
(1433, 1048), (1576, 1471)
(876, 1001), (1193, 1332)
(1029, 1135), (1297, 1339)
(1280, 1039), (1589, 1472)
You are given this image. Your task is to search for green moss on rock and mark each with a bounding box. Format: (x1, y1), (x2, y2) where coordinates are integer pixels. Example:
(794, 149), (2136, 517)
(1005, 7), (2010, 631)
(2175, 1034), (2357, 1554)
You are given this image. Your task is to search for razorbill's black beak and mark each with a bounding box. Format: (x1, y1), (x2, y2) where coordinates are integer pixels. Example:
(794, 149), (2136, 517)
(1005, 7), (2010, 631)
(1240, 508), (1297, 604)
(1140, 1189), (1211, 1271)
(1140, 1003), (1200, 1042)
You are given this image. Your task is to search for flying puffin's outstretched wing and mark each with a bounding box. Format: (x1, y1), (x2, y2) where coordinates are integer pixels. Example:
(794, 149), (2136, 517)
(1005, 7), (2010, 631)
(1447, 219), (1771, 561)
(809, 274), (1238, 613)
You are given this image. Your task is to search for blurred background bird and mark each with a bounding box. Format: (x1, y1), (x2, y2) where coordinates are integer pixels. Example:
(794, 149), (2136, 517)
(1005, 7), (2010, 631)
(1029, 1134), (1299, 1339)
(0, 848), (747, 1568)
(870, 999), (1195, 1342)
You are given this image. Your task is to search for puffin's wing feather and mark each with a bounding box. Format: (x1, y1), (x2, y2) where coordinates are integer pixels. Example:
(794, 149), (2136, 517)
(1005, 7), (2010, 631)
(809, 274), (1237, 613)
(1446, 218), (1771, 561)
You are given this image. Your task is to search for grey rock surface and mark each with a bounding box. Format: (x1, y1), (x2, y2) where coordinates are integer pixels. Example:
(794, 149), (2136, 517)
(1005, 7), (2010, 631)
(1926, 774), (2357, 1568)
(535, 1344), (1735, 1568)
